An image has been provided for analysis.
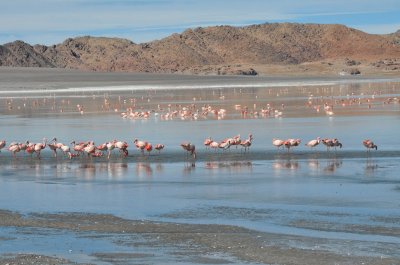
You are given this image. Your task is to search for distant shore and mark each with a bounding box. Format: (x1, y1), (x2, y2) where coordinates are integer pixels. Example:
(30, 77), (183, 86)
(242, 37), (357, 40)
(0, 67), (399, 94)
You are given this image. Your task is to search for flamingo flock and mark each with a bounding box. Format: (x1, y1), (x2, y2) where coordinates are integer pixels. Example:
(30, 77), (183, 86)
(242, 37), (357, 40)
(0, 134), (381, 161)
(203, 134), (252, 152)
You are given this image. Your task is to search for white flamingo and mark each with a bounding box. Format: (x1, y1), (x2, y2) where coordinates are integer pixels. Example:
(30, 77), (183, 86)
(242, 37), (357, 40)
(305, 137), (321, 149)
(272, 138), (285, 150)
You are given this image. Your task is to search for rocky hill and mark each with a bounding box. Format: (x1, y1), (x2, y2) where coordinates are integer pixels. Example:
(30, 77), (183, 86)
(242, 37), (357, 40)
(1, 23), (400, 75)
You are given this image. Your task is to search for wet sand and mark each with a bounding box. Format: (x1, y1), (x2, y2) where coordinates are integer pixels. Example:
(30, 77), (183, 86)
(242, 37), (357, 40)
(1, 210), (399, 265)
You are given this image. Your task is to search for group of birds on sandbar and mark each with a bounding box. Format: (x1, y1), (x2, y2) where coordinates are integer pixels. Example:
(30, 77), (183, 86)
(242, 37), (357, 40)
(0, 138), (170, 160)
(203, 134), (254, 152)
(0, 135), (378, 160)
(272, 137), (378, 152)
(0, 138), (132, 159)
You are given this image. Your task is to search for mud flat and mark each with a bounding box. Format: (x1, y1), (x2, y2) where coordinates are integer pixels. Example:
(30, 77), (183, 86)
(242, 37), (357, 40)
(1, 210), (399, 265)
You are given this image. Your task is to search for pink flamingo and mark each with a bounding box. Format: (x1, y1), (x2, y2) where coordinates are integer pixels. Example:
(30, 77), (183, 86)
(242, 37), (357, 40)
(25, 143), (35, 157)
(18, 141), (29, 151)
(283, 138), (301, 152)
(145, 142), (153, 155)
(322, 138), (342, 151)
(204, 137), (212, 149)
(83, 141), (96, 157)
(48, 138), (59, 157)
(34, 138), (47, 159)
(115, 140), (129, 157)
(71, 141), (86, 156)
(181, 142), (196, 159)
(240, 134), (253, 153)
(60, 144), (72, 158)
(209, 141), (219, 150)
(154, 144), (165, 154)
(96, 142), (108, 156)
(321, 138), (333, 151)
(134, 138), (147, 154)
(8, 143), (21, 158)
(230, 135), (241, 149)
(218, 139), (231, 151)
(363, 139), (377, 152)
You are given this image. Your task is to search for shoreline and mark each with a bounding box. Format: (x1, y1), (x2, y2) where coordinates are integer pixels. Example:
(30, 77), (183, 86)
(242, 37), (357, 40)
(1, 67), (400, 94)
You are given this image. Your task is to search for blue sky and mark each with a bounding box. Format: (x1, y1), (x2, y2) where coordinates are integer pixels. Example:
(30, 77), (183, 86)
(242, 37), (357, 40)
(1, 0), (399, 45)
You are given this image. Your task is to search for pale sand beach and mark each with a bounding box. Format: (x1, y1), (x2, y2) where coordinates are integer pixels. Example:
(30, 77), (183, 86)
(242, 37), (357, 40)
(1, 67), (400, 265)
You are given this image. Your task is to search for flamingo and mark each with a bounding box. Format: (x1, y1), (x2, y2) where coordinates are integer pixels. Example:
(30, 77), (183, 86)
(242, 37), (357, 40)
(240, 134), (253, 153)
(283, 138), (301, 152)
(34, 138), (47, 159)
(0, 140), (6, 152)
(144, 142), (153, 155)
(204, 137), (212, 149)
(48, 138), (59, 157)
(133, 139), (147, 154)
(181, 142), (196, 159)
(115, 140), (128, 157)
(60, 144), (72, 158)
(363, 139), (377, 151)
(230, 135), (241, 149)
(218, 139), (231, 151)
(322, 138), (342, 151)
(220, 134), (240, 150)
(321, 138), (333, 151)
(71, 141), (86, 155)
(305, 137), (321, 149)
(8, 143), (21, 158)
(272, 138), (285, 150)
(83, 141), (96, 157)
(25, 142), (35, 157)
(332, 138), (343, 150)
(106, 141), (116, 159)
(96, 142), (108, 156)
(18, 141), (30, 152)
(154, 144), (164, 154)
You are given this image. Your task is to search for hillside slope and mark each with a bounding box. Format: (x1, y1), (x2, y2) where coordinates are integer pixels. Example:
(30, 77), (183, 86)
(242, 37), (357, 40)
(1, 23), (399, 75)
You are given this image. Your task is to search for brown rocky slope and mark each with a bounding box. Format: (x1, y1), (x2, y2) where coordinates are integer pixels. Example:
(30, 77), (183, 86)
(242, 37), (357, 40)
(1, 23), (400, 75)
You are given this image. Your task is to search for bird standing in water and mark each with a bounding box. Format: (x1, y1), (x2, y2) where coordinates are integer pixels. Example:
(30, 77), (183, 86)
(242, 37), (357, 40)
(181, 142), (196, 159)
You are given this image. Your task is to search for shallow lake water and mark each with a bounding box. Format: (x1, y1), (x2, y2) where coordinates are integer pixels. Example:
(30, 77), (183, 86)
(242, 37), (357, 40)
(0, 77), (400, 263)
